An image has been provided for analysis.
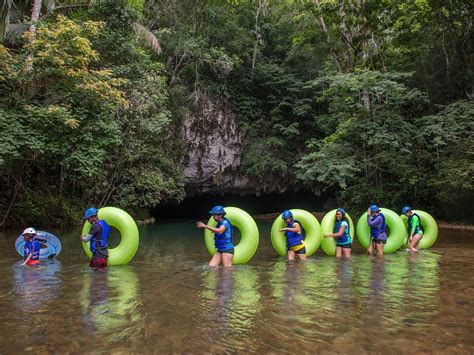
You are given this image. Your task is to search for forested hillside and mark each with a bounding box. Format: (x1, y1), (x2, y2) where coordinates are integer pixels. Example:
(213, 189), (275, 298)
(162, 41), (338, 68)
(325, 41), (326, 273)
(1, 0), (472, 226)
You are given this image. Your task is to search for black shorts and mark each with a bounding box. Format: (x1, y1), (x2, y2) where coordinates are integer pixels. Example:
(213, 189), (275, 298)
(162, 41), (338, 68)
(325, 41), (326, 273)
(336, 243), (352, 249)
(372, 238), (386, 245)
(218, 248), (234, 255)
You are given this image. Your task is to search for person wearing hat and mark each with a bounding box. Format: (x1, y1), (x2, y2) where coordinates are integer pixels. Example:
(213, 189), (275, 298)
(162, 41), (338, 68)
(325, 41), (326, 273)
(279, 210), (306, 261)
(324, 208), (352, 257)
(367, 204), (387, 256)
(196, 206), (234, 267)
(402, 206), (424, 252)
(80, 207), (110, 269)
(22, 228), (41, 266)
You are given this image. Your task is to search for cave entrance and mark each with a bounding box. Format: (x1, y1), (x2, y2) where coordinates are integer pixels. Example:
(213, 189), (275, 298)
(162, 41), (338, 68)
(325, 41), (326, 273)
(151, 190), (328, 220)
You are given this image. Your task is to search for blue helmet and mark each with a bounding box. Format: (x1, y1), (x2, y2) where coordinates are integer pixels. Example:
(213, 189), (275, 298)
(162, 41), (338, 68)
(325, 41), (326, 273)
(83, 207), (98, 220)
(336, 208), (346, 216)
(209, 205), (226, 215)
(369, 204), (380, 212)
(281, 210), (293, 220)
(402, 206), (412, 214)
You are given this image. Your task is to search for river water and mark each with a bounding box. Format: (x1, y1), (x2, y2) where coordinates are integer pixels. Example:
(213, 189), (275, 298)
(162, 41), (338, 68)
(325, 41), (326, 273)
(0, 222), (473, 353)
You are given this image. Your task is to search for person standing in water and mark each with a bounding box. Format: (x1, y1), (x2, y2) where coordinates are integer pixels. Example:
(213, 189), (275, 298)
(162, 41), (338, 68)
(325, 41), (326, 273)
(80, 207), (109, 270)
(402, 206), (424, 252)
(196, 206), (234, 267)
(279, 210), (306, 262)
(324, 208), (352, 257)
(22, 228), (41, 266)
(367, 204), (387, 256)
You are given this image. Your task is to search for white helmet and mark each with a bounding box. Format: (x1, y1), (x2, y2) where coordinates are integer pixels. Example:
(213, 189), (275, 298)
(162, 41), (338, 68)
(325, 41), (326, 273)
(22, 227), (37, 236)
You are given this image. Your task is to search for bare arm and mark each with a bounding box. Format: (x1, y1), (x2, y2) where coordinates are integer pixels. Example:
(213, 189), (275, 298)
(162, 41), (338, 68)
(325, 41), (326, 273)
(325, 224), (346, 238)
(196, 222), (226, 234)
(22, 253), (32, 265)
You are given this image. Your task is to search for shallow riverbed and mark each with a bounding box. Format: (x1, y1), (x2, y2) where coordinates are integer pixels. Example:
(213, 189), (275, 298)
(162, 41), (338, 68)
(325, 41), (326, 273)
(0, 222), (473, 353)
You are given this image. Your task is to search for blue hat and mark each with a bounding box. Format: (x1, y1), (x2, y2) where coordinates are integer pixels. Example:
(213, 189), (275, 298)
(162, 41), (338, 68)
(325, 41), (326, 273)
(281, 210), (293, 220)
(402, 206), (412, 214)
(83, 207), (98, 220)
(209, 205), (226, 215)
(336, 208), (346, 216)
(369, 204), (380, 212)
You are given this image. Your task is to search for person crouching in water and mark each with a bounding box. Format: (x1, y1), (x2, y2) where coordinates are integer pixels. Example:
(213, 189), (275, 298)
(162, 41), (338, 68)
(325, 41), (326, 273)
(324, 208), (352, 257)
(196, 206), (234, 267)
(402, 206), (424, 252)
(22, 228), (41, 266)
(80, 207), (109, 270)
(367, 204), (387, 256)
(280, 210), (306, 262)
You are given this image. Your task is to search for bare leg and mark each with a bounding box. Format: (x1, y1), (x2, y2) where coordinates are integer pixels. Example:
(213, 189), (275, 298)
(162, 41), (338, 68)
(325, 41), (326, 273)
(221, 253), (234, 267)
(376, 243), (384, 256)
(287, 250), (296, 262)
(367, 240), (375, 255)
(336, 247), (342, 258)
(343, 247), (351, 257)
(297, 253), (306, 261)
(209, 252), (222, 267)
(410, 234), (422, 252)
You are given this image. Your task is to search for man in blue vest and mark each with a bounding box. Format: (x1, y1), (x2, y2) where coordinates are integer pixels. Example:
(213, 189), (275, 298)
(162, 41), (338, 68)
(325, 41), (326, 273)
(402, 206), (424, 252)
(279, 210), (306, 261)
(367, 204), (386, 256)
(81, 207), (109, 269)
(196, 206), (234, 267)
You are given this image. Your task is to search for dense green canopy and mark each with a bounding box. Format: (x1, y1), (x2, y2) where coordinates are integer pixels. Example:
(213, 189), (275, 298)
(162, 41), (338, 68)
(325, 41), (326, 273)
(0, 0), (472, 226)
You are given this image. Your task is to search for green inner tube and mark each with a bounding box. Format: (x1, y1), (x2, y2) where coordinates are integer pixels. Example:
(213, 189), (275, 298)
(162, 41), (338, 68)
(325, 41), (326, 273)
(400, 210), (438, 249)
(204, 206), (259, 265)
(356, 208), (405, 254)
(320, 209), (355, 256)
(82, 207), (140, 266)
(270, 209), (321, 257)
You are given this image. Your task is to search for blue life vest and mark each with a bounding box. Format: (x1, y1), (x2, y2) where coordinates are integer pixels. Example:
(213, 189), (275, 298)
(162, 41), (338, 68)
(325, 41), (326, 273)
(90, 220), (110, 253)
(285, 220), (304, 248)
(24, 241), (41, 260)
(408, 213), (424, 235)
(334, 220), (351, 245)
(214, 218), (234, 251)
(370, 213), (386, 239)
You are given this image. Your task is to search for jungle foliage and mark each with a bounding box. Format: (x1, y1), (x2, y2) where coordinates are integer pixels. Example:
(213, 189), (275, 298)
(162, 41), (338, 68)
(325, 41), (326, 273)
(0, 0), (472, 226)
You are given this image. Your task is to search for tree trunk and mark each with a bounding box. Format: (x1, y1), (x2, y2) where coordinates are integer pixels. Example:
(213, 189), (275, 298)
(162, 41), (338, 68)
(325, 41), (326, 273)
(29, 0), (42, 35)
(338, 0), (353, 69)
(314, 0), (343, 72)
(252, 0), (266, 71)
(0, 179), (22, 228)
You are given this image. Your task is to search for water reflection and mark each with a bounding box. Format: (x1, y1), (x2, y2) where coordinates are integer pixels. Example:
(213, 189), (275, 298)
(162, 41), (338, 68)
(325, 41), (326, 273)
(0, 224), (464, 353)
(12, 260), (62, 313)
(269, 259), (337, 317)
(81, 266), (141, 336)
(200, 266), (261, 349)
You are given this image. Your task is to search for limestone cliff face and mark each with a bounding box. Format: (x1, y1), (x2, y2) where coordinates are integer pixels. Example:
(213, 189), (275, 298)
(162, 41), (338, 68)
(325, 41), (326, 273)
(181, 97), (317, 196)
(182, 97), (249, 195)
